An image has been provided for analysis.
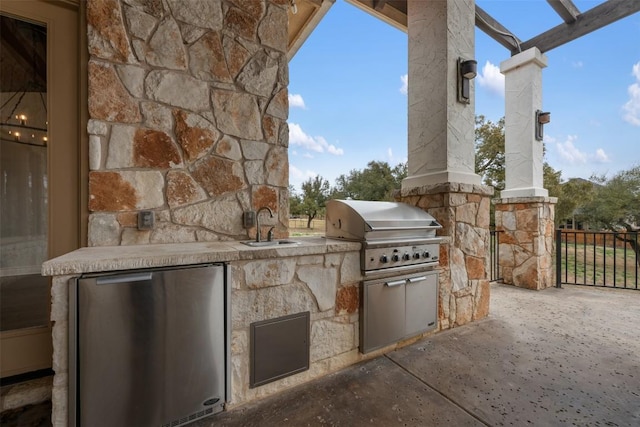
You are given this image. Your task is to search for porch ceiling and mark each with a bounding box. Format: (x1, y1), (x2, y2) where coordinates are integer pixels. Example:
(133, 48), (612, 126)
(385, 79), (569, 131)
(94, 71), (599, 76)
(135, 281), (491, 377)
(342, 0), (640, 56)
(287, 0), (335, 61)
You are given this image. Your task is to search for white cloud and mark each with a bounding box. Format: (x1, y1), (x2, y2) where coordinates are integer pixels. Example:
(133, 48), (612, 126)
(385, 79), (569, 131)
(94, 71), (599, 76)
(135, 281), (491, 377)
(303, 152), (314, 159)
(594, 148), (610, 163)
(289, 93), (306, 109)
(289, 165), (317, 181)
(572, 60), (584, 68)
(477, 61), (505, 97)
(387, 147), (393, 161)
(400, 74), (408, 95)
(622, 61), (640, 126)
(326, 143), (344, 155)
(555, 135), (610, 165)
(288, 122), (344, 155)
(556, 135), (587, 164)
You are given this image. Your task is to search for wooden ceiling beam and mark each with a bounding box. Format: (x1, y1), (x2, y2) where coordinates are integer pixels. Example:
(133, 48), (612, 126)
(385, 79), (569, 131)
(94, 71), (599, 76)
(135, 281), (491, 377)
(475, 6), (522, 52)
(520, 0), (640, 54)
(373, 0), (387, 12)
(547, 0), (580, 24)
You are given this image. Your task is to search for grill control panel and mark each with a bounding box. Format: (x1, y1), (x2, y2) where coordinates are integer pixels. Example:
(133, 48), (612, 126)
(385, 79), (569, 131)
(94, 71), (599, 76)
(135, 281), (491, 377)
(363, 243), (440, 271)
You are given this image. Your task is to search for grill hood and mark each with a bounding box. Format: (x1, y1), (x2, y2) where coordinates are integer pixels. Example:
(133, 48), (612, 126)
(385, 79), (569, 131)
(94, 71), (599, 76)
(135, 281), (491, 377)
(325, 200), (442, 243)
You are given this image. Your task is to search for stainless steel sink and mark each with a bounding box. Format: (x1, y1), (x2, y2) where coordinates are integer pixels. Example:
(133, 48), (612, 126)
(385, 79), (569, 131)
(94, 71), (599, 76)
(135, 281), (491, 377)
(241, 240), (300, 247)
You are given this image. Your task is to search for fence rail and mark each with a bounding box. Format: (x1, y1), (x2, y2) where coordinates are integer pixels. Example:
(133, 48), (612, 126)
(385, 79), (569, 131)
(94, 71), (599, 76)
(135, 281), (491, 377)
(555, 230), (639, 290)
(490, 230), (503, 282)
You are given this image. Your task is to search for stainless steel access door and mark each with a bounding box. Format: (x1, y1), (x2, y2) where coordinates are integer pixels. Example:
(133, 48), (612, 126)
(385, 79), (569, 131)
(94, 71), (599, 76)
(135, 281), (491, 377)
(361, 270), (438, 353)
(71, 264), (228, 427)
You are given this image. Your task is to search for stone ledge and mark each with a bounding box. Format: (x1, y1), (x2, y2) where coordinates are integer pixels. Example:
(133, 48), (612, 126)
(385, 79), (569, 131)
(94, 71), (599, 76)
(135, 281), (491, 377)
(399, 182), (494, 197)
(42, 238), (360, 276)
(494, 196), (558, 205)
(1, 376), (52, 411)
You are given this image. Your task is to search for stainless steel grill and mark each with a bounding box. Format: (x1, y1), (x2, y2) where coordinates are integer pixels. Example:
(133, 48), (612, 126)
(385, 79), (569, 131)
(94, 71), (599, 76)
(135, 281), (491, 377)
(326, 199), (443, 276)
(325, 200), (444, 353)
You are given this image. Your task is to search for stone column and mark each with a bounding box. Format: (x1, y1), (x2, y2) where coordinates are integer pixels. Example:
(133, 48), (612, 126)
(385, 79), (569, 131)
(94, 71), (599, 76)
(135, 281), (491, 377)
(401, 0), (489, 328)
(403, 0), (481, 190)
(497, 48), (556, 290)
(500, 47), (548, 198)
(494, 197), (557, 290)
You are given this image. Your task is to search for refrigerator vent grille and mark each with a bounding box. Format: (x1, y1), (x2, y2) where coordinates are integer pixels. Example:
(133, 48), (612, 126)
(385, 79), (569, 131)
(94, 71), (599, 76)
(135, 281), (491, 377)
(162, 408), (214, 427)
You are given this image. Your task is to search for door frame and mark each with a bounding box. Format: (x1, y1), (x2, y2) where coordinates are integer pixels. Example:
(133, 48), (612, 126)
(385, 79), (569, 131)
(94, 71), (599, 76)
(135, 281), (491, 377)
(0, 0), (86, 378)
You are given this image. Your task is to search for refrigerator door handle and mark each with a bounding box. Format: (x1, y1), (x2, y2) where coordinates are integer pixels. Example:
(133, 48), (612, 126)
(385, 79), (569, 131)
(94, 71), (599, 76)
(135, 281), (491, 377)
(96, 273), (152, 285)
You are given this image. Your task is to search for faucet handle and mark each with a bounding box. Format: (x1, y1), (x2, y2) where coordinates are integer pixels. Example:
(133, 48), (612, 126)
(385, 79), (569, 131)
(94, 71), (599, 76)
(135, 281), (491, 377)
(267, 227), (275, 241)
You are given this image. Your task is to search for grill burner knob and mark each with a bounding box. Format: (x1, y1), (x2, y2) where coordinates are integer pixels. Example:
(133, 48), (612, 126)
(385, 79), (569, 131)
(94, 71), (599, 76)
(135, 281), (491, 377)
(402, 253), (411, 261)
(380, 255), (388, 263)
(413, 253), (421, 260)
(423, 251), (430, 259)
(392, 254), (400, 262)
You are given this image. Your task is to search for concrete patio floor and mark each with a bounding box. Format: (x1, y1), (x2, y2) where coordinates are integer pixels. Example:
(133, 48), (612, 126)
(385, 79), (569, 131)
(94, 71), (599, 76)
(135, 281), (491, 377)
(3, 283), (639, 426)
(206, 283), (640, 426)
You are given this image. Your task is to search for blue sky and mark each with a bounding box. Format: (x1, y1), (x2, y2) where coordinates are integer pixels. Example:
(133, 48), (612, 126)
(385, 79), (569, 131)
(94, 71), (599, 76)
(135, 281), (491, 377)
(287, 0), (640, 192)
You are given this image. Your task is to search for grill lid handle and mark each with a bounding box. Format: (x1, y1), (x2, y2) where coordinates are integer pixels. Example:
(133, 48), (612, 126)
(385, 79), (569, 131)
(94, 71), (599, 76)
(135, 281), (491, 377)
(364, 219), (442, 231)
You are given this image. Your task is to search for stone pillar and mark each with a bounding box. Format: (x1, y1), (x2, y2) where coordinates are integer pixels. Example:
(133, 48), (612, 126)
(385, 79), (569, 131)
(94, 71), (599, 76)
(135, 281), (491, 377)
(494, 197), (557, 290)
(497, 48), (555, 290)
(500, 48), (548, 198)
(403, 0), (481, 190)
(401, 1), (488, 328)
(400, 184), (493, 329)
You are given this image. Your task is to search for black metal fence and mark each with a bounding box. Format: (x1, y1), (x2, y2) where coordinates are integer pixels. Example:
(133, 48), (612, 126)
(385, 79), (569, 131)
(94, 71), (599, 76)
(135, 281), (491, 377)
(555, 230), (639, 290)
(489, 230), (503, 282)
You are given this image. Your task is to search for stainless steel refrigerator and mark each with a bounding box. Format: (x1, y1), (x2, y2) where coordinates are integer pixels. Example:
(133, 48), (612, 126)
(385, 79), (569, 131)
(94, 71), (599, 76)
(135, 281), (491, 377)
(70, 263), (229, 427)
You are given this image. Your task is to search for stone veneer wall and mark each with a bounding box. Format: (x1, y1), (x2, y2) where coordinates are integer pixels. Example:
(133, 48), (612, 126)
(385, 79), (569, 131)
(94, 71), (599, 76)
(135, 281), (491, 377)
(494, 197), (556, 290)
(229, 251), (363, 403)
(86, 0), (290, 246)
(400, 183), (493, 329)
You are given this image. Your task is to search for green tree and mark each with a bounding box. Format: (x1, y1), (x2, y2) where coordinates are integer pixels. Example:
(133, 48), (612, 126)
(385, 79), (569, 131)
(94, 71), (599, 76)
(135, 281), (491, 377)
(554, 178), (595, 226)
(288, 184), (303, 217)
(300, 176), (330, 228)
(475, 115), (505, 190)
(333, 160), (407, 201)
(578, 166), (640, 263)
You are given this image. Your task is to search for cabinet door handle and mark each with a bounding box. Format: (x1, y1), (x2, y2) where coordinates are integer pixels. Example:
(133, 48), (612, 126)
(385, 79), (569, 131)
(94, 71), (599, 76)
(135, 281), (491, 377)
(407, 276), (427, 284)
(385, 279), (406, 287)
(96, 272), (153, 285)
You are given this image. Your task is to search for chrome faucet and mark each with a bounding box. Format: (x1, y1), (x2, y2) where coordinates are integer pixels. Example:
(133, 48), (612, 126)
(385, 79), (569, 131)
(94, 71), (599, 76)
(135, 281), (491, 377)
(255, 206), (274, 242)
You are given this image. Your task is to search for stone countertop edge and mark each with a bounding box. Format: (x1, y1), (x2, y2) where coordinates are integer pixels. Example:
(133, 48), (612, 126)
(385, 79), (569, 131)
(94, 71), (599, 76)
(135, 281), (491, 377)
(41, 237), (361, 276)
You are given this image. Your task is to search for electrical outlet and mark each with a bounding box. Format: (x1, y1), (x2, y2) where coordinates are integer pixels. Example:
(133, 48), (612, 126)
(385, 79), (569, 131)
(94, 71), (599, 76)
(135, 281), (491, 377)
(138, 210), (155, 230)
(243, 211), (256, 228)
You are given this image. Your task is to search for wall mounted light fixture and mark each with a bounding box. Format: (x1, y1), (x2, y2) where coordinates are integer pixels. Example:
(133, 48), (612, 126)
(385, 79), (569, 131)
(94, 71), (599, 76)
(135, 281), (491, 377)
(457, 58), (477, 104)
(535, 110), (550, 141)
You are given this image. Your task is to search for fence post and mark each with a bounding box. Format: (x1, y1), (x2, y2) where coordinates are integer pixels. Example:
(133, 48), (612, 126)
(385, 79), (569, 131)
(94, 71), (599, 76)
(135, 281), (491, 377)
(555, 229), (562, 288)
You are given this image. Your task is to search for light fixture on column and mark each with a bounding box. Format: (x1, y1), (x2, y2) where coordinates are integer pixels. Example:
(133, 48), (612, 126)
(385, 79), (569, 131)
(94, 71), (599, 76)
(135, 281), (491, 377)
(457, 58), (477, 104)
(535, 110), (550, 141)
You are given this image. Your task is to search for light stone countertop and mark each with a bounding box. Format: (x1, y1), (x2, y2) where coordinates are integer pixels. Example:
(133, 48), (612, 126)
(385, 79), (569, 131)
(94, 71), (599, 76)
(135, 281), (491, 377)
(42, 237), (361, 276)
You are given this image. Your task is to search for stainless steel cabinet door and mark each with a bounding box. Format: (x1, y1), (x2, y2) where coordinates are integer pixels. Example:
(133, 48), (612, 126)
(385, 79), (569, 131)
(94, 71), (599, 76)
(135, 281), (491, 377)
(405, 272), (438, 337)
(362, 277), (406, 353)
(77, 264), (225, 427)
(361, 271), (438, 354)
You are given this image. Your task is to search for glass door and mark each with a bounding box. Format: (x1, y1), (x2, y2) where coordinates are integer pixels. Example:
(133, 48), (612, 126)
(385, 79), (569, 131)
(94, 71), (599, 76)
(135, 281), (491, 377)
(1, 1), (80, 379)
